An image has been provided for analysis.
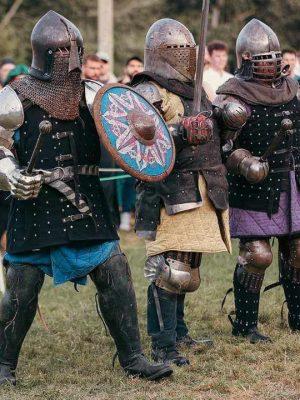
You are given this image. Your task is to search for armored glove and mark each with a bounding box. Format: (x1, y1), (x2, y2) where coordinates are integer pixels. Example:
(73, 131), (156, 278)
(0, 155), (46, 200)
(226, 149), (269, 184)
(8, 169), (46, 200)
(180, 113), (213, 145)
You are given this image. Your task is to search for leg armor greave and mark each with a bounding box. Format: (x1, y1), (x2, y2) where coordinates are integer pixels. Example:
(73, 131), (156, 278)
(90, 247), (173, 380)
(0, 265), (44, 378)
(232, 239), (272, 337)
(279, 237), (300, 331)
(90, 247), (142, 365)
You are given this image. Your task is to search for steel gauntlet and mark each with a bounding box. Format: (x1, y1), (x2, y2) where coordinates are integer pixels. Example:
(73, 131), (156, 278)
(0, 147), (44, 199)
(226, 149), (269, 183)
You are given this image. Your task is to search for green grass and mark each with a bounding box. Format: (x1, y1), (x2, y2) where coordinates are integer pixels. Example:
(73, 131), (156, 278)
(0, 233), (299, 400)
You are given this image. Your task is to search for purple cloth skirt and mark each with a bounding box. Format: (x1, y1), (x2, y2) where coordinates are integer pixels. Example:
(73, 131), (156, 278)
(230, 172), (300, 238)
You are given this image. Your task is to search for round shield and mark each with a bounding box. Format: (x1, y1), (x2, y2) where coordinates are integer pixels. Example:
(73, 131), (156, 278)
(93, 83), (175, 182)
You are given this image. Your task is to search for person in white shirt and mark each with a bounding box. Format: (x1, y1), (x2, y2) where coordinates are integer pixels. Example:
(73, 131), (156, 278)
(203, 40), (233, 101)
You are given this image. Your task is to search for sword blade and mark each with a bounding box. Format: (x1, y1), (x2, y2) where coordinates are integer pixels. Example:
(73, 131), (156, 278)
(0, 253), (6, 294)
(192, 0), (210, 115)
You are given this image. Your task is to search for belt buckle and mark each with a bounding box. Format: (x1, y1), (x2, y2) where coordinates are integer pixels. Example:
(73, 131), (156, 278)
(54, 166), (65, 180)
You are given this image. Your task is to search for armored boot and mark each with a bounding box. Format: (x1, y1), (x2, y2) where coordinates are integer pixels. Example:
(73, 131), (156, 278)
(147, 284), (189, 366)
(232, 264), (270, 343)
(281, 261), (300, 331)
(90, 249), (173, 380)
(0, 265), (45, 385)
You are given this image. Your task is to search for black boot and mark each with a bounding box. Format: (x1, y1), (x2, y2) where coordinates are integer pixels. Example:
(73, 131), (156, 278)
(281, 261), (300, 331)
(232, 264), (271, 343)
(0, 364), (16, 386)
(176, 294), (213, 348)
(175, 294), (189, 340)
(0, 265), (44, 385)
(147, 284), (189, 366)
(90, 249), (173, 380)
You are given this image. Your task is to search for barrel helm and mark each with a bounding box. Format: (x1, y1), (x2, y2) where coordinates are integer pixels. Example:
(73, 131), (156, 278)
(144, 18), (196, 83)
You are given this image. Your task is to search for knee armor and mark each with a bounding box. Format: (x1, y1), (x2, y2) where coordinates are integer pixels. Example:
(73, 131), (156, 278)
(238, 239), (273, 273)
(145, 251), (201, 294)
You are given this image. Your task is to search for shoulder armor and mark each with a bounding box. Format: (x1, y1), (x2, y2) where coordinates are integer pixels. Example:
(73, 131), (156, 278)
(0, 85), (24, 130)
(84, 79), (104, 114)
(133, 82), (162, 105)
(221, 102), (249, 130)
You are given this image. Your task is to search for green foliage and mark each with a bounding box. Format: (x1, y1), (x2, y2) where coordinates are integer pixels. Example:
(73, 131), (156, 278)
(0, 0), (300, 75)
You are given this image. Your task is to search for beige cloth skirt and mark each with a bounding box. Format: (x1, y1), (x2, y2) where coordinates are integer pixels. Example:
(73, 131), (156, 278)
(146, 175), (232, 257)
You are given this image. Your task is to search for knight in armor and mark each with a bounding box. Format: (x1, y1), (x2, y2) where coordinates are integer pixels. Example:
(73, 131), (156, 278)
(214, 19), (300, 342)
(132, 18), (231, 366)
(0, 11), (173, 385)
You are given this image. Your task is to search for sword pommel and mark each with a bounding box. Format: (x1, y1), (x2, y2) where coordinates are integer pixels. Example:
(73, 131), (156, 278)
(281, 118), (293, 133)
(39, 120), (53, 135)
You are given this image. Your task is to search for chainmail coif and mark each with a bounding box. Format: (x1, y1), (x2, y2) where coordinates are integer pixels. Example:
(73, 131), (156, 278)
(11, 54), (83, 120)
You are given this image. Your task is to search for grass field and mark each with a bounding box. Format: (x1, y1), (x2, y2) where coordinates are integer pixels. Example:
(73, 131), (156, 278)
(0, 232), (299, 400)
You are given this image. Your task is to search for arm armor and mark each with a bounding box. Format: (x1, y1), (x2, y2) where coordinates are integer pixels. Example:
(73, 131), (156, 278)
(83, 79), (104, 115)
(134, 82), (187, 147)
(133, 82), (163, 109)
(0, 86), (24, 190)
(214, 101), (248, 141)
(0, 85), (24, 151)
(226, 148), (269, 184)
(0, 86), (24, 131)
(0, 147), (18, 191)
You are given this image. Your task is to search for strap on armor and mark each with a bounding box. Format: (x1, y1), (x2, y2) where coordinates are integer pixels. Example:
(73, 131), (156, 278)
(151, 283), (165, 332)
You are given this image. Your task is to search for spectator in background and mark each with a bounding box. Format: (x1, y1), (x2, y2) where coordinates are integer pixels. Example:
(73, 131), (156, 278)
(82, 54), (102, 81)
(97, 52), (117, 84)
(294, 51), (300, 77)
(117, 56), (144, 232)
(0, 58), (15, 88)
(82, 53), (120, 227)
(4, 64), (28, 85)
(282, 49), (300, 82)
(119, 56), (143, 84)
(203, 40), (233, 101)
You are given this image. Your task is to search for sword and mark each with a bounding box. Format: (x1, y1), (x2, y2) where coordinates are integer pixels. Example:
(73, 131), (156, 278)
(5, 120), (53, 201)
(26, 120), (52, 174)
(0, 252), (5, 294)
(260, 118), (293, 162)
(192, 0), (210, 114)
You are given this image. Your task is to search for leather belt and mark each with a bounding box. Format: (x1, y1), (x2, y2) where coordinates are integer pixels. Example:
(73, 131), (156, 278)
(44, 165), (100, 184)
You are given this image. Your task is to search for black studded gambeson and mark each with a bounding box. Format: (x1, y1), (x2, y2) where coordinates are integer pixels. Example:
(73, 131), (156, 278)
(6, 102), (118, 254)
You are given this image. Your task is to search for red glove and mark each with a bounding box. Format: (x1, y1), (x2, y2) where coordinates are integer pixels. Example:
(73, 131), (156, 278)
(181, 113), (213, 145)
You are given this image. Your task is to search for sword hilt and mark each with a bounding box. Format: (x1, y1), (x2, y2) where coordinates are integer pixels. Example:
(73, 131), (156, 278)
(26, 120), (52, 175)
(260, 118), (293, 162)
